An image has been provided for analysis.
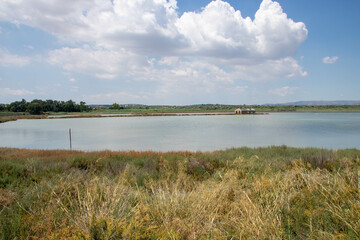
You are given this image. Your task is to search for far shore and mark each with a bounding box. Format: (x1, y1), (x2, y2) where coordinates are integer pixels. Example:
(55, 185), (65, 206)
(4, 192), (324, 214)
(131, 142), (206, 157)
(2, 110), (360, 123)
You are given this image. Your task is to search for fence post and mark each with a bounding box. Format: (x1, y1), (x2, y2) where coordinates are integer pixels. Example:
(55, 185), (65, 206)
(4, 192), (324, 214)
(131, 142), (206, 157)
(69, 128), (72, 150)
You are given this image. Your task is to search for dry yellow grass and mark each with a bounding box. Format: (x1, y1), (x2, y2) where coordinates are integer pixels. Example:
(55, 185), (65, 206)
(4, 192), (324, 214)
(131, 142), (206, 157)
(1, 147), (359, 239)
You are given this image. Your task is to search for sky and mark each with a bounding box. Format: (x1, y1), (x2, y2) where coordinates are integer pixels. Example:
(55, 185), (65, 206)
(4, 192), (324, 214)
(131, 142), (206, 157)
(0, 0), (359, 105)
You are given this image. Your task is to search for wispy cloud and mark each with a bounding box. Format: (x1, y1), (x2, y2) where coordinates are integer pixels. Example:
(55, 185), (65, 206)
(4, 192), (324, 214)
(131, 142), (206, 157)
(323, 56), (339, 64)
(269, 86), (297, 97)
(0, 88), (34, 96)
(70, 86), (79, 92)
(86, 91), (145, 104)
(0, 49), (30, 67)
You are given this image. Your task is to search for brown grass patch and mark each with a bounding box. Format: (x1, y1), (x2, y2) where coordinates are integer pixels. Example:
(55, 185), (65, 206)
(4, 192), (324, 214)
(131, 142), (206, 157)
(0, 188), (16, 206)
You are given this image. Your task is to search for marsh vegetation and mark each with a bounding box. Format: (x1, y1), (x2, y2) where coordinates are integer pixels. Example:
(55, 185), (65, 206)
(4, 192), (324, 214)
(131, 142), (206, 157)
(1, 146), (359, 239)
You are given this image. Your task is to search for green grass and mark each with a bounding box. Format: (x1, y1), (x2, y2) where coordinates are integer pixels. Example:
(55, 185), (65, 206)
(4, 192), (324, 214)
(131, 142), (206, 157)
(1, 146), (359, 239)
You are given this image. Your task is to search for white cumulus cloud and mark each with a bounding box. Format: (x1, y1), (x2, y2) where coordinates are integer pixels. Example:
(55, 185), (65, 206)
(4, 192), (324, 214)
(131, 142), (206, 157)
(323, 56), (339, 64)
(0, 0), (307, 59)
(176, 0), (307, 59)
(1, 0), (309, 94)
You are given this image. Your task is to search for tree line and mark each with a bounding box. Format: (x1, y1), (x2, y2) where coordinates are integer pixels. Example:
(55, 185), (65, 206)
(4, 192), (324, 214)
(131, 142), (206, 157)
(0, 99), (91, 115)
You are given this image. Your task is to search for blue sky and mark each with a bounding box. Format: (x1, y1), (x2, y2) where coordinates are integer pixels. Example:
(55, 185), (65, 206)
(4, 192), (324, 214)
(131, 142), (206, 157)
(0, 0), (359, 105)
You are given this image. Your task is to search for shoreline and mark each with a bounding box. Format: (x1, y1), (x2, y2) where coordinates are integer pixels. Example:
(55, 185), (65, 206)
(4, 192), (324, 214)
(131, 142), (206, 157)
(1, 111), (266, 123)
(1, 110), (360, 123)
(1, 144), (359, 153)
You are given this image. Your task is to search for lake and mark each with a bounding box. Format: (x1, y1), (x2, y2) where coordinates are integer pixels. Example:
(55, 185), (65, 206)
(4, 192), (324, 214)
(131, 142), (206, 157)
(0, 113), (359, 151)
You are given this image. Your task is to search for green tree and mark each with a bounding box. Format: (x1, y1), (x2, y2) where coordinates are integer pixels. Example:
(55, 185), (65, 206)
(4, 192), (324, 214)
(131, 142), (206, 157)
(43, 99), (56, 112)
(0, 104), (6, 111)
(111, 103), (123, 110)
(9, 99), (27, 112)
(27, 102), (43, 115)
(6, 99), (91, 113)
(64, 100), (79, 112)
(79, 101), (90, 112)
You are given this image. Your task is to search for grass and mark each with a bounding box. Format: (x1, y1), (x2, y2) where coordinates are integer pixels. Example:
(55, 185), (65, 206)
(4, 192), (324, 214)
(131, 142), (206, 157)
(0, 146), (359, 239)
(0, 113), (46, 123)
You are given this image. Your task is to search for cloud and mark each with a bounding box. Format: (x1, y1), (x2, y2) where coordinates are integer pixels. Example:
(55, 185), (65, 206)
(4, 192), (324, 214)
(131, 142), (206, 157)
(323, 56), (339, 64)
(226, 86), (249, 95)
(0, 0), (96, 40)
(132, 57), (237, 96)
(176, 0), (307, 59)
(86, 91), (145, 104)
(231, 57), (307, 81)
(268, 86), (297, 97)
(0, 88), (34, 96)
(1, 0), (308, 87)
(0, 50), (30, 67)
(70, 86), (79, 92)
(48, 46), (307, 85)
(1, 0), (307, 58)
(69, 78), (76, 82)
(48, 46), (147, 79)
(0, 0), (182, 52)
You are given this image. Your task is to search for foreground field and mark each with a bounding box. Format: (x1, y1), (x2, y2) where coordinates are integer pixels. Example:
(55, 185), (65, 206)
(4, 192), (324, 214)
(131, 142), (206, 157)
(1, 146), (359, 239)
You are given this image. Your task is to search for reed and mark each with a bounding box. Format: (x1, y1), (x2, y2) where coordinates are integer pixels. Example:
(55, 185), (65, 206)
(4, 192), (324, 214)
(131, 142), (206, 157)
(0, 146), (359, 239)
(0, 114), (46, 123)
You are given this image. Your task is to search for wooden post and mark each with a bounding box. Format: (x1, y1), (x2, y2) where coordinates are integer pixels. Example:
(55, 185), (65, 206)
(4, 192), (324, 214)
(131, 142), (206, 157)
(69, 128), (72, 150)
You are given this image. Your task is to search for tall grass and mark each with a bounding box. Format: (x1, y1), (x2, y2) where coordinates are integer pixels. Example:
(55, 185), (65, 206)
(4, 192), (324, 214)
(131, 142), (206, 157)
(0, 114), (46, 123)
(0, 146), (359, 239)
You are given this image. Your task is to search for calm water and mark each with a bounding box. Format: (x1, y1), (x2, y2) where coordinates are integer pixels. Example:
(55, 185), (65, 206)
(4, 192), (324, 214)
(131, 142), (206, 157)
(0, 113), (359, 151)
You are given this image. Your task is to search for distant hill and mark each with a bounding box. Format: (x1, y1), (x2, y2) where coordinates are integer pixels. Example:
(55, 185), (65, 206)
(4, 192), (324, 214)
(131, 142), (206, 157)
(265, 101), (360, 106)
